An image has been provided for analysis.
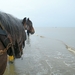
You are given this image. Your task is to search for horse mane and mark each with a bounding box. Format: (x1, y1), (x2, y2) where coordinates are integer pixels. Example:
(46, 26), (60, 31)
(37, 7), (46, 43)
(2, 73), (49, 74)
(0, 11), (26, 48)
(0, 22), (5, 30)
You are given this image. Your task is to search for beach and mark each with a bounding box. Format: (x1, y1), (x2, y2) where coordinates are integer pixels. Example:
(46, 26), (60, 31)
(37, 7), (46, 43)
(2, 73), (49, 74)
(4, 27), (75, 75)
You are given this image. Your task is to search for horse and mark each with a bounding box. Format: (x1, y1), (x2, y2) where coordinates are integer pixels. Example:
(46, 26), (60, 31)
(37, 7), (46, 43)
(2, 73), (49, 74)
(0, 27), (12, 75)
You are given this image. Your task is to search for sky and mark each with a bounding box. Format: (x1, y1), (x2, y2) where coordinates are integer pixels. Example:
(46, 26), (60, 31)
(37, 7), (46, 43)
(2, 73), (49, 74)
(0, 0), (75, 27)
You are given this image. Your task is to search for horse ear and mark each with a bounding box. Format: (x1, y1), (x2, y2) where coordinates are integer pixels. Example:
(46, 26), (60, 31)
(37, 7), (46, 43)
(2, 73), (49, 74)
(22, 17), (26, 24)
(28, 18), (29, 21)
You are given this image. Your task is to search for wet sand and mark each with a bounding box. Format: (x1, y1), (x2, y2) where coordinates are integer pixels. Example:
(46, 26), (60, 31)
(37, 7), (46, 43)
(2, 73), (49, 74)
(4, 27), (75, 75)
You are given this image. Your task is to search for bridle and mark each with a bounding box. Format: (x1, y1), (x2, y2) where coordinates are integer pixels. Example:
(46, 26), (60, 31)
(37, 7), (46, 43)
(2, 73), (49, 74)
(25, 19), (32, 31)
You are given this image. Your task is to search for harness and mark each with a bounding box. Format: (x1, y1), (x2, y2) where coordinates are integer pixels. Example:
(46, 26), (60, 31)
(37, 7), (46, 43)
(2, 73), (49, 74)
(0, 28), (12, 55)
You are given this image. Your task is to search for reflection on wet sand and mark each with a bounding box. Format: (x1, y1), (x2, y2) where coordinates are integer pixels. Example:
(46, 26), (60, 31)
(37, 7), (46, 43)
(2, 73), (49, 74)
(4, 62), (19, 75)
(26, 37), (31, 48)
(26, 37), (31, 45)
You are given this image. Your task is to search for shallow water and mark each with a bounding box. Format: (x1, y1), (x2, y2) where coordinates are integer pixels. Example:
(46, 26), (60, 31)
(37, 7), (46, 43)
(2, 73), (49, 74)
(4, 27), (75, 75)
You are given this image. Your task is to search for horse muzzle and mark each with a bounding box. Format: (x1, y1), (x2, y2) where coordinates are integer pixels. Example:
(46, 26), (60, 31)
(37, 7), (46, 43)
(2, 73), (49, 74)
(31, 31), (35, 34)
(31, 29), (35, 34)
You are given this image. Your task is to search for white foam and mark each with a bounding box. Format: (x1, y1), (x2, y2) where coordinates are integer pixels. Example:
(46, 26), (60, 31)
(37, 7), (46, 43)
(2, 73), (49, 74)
(67, 46), (75, 54)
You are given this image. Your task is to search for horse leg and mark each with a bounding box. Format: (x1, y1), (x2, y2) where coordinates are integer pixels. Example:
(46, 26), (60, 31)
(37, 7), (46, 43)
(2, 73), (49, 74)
(27, 30), (30, 37)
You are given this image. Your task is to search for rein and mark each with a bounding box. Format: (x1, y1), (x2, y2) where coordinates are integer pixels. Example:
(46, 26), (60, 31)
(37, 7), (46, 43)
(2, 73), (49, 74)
(0, 43), (12, 55)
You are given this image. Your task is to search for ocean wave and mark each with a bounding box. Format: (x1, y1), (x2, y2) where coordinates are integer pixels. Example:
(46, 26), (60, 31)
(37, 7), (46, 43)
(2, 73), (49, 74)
(65, 45), (75, 54)
(58, 40), (75, 54)
(35, 34), (75, 54)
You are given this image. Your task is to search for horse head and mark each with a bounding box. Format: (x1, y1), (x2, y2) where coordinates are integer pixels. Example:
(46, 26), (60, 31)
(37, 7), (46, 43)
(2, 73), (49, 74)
(22, 17), (35, 34)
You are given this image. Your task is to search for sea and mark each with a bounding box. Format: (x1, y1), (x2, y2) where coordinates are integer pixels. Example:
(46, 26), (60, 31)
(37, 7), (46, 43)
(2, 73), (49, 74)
(4, 27), (75, 75)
